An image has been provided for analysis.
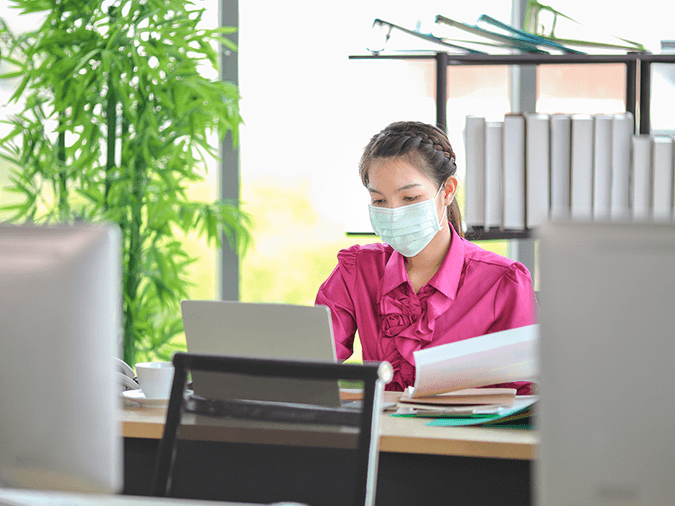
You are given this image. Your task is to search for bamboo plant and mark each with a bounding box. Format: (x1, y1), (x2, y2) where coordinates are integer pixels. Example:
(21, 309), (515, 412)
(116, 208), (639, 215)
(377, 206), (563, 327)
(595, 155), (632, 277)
(0, 0), (252, 366)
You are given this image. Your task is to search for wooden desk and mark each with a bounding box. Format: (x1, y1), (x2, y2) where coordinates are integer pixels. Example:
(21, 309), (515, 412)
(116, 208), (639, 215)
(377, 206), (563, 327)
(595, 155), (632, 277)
(121, 402), (536, 506)
(122, 404), (537, 460)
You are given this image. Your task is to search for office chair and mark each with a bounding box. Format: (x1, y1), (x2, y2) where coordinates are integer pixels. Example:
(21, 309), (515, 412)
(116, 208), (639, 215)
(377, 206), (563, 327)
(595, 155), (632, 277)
(152, 352), (392, 506)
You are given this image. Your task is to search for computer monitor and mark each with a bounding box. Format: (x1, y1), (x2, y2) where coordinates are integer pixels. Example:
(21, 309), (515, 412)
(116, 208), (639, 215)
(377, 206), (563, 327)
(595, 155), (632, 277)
(536, 221), (675, 506)
(0, 223), (122, 494)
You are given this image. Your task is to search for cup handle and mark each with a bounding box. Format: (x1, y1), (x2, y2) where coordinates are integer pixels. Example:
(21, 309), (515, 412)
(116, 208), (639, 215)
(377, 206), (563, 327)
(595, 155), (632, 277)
(118, 372), (139, 390)
(116, 358), (137, 379)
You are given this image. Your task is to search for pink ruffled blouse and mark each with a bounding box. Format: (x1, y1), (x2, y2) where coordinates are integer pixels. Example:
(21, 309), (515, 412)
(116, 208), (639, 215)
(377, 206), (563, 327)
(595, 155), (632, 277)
(316, 225), (538, 393)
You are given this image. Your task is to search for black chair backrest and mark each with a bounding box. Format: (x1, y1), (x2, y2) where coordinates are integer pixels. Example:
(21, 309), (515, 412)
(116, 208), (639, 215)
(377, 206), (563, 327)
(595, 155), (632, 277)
(152, 352), (391, 506)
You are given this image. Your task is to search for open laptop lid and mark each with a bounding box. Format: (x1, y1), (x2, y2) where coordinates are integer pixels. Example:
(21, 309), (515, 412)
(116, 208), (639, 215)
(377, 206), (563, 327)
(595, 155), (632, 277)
(181, 300), (341, 406)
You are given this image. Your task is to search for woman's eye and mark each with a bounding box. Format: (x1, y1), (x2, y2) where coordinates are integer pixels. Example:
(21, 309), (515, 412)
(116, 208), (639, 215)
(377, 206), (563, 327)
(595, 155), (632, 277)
(403, 195), (419, 202)
(371, 199), (385, 205)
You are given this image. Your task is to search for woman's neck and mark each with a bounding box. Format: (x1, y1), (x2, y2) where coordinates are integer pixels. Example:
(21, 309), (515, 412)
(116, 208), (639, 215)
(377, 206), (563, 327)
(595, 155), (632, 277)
(404, 223), (452, 293)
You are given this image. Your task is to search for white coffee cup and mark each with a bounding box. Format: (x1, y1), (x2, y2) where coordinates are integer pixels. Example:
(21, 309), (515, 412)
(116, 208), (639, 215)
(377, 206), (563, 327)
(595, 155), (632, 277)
(135, 361), (174, 399)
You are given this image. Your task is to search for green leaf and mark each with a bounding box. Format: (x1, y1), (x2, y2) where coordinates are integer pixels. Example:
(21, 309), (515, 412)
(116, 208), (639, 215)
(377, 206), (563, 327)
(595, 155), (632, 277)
(0, 68), (26, 79)
(2, 0), (249, 365)
(0, 203), (28, 212)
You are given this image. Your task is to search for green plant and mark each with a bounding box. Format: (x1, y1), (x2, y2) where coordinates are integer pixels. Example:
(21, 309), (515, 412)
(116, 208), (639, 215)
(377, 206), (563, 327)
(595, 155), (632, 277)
(0, 0), (252, 366)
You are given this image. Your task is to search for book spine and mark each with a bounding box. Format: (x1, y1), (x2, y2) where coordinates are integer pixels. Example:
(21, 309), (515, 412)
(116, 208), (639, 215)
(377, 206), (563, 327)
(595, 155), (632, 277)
(550, 114), (571, 221)
(593, 115), (613, 221)
(570, 114), (594, 221)
(631, 135), (652, 221)
(485, 121), (504, 230)
(652, 136), (674, 221)
(610, 112), (634, 221)
(525, 113), (550, 228)
(502, 114), (526, 230)
(464, 116), (486, 228)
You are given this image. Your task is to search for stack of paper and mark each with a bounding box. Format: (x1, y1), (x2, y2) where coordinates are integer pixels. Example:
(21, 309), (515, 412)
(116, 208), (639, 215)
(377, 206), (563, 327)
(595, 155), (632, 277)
(396, 387), (516, 417)
(393, 325), (539, 421)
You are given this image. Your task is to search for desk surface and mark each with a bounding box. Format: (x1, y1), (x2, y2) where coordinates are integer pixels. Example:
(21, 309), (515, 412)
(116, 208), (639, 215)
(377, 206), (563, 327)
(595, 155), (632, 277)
(121, 396), (537, 461)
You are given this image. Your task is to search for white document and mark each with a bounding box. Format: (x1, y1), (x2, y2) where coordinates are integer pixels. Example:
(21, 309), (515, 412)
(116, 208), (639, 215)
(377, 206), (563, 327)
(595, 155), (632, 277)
(503, 113), (526, 230)
(550, 114), (571, 221)
(411, 324), (539, 398)
(652, 136), (674, 221)
(570, 114), (594, 220)
(610, 112), (633, 221)
(631, 135), (652, 221)
(485, 121), (504, 230)
(593, 114), (613, 221)
(464, 116), (486, 228)
(525, 113), (550, 228)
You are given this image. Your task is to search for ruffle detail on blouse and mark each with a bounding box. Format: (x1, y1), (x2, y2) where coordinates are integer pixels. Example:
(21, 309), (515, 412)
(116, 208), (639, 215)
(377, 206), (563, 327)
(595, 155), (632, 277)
(378, 284), (453, 386)
(377, 338), (415, 392)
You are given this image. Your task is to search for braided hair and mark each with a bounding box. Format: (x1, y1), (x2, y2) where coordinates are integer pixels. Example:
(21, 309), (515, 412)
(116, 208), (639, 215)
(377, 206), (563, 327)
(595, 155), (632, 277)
(359, 121), (464, 238)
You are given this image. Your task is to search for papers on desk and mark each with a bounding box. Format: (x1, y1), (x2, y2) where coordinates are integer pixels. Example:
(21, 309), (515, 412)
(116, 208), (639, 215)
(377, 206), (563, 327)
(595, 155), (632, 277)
(395, 392), (537, 426)
(411, 324), (539, 398)
(399, 386), (516, 407)
(393, 325), (539, 424)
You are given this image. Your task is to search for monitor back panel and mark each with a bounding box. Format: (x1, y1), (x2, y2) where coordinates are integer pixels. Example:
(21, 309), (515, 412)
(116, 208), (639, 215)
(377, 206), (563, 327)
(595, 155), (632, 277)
(536, 221), (675, 506)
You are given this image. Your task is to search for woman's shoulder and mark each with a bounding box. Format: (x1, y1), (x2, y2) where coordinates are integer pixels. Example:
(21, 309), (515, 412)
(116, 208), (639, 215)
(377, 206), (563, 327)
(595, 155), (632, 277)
(336, 242), (393, 270)
(461, 237), (531, 277)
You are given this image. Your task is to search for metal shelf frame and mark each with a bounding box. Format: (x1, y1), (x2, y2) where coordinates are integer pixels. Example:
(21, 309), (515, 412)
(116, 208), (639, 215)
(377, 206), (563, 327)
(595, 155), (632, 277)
(349, 51), (675, 137)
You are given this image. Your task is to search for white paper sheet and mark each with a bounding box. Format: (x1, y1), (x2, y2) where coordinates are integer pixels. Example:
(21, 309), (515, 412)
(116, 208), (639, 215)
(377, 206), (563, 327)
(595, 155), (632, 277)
(411, 324), (539, 398)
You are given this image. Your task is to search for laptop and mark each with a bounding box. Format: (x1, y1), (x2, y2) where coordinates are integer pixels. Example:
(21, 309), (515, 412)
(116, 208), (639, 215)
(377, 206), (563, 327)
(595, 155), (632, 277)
(536, 221), (675, 506)
(181, 300), (343, 408)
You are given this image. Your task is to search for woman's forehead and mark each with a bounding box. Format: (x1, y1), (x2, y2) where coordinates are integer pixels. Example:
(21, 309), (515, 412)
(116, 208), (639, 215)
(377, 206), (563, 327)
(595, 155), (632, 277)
(367, 158), (434, 189)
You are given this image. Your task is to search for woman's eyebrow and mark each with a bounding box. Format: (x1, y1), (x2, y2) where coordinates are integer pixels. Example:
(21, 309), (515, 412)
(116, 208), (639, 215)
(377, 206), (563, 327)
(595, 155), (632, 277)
(396, 183), (422, 192)
(368, 183), (422, 195)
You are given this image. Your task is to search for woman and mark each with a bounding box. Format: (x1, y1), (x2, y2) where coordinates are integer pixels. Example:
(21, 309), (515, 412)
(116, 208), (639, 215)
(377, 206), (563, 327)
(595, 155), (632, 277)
(316, 121), (537, 393)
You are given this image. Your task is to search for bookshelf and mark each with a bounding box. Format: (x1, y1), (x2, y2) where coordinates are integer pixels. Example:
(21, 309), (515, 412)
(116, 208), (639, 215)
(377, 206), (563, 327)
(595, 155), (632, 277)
(347, 51), (675, 242)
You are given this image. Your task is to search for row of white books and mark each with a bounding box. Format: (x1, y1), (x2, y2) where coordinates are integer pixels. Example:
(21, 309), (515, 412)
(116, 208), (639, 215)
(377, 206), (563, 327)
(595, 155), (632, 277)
(464, 112), (675, 230)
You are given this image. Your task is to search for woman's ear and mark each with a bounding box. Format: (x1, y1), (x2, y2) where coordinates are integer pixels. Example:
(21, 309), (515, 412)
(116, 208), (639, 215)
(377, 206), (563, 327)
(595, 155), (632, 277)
(442, 176), (459, 206)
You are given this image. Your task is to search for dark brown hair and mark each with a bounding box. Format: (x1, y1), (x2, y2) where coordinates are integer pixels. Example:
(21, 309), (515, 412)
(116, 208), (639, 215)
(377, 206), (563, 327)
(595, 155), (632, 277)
(359, 121), (464, 238)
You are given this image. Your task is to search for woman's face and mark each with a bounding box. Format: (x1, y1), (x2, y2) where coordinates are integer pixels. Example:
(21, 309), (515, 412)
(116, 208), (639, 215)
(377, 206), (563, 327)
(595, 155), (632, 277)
(367, 158), (456, 211)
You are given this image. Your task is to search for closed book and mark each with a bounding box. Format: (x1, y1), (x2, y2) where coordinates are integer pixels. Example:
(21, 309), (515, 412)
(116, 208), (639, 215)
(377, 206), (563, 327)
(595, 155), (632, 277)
(525, 113), (550, 228)
(610, 112), (633, 221)
(652, 136), (674, 221)
(502, 113), (526, 230)
(631, 135), (652, 221)
(550, 114), (571, 221)
(464, 116), (486, 228)
(570, 114), (594, 220)
(399, 387), (516, 407)
(485, 121), (504, 230)
(593, 114), (613, 221)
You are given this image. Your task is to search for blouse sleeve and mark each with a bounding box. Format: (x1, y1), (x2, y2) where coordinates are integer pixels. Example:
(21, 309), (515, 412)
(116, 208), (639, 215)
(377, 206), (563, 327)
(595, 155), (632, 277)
(490, 261), (538, 332)
(488, 261), (538, 396)
(315, 246), (360, 361)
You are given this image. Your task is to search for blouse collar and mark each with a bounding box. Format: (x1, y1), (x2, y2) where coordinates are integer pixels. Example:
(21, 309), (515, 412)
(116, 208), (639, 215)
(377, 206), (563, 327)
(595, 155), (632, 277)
(380, 223), (465, 300)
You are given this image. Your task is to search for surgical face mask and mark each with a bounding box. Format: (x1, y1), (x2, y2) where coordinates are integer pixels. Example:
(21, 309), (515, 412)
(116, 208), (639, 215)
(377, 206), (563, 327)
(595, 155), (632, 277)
(368, 186), (444, 257)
